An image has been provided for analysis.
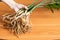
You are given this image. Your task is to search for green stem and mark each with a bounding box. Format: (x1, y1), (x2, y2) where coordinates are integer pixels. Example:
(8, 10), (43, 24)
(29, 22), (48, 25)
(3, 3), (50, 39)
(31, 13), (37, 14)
(28, 0), (46, 12)
(18, 0), (46, 14)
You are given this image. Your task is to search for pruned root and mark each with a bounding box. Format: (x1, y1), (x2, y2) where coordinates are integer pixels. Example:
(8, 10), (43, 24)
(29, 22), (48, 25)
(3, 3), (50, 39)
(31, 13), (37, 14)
(1, 13), (32, 35)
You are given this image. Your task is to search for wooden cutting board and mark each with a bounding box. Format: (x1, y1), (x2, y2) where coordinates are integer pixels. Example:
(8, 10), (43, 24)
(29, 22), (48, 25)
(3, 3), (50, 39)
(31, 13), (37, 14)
(0, 0), (60, 40)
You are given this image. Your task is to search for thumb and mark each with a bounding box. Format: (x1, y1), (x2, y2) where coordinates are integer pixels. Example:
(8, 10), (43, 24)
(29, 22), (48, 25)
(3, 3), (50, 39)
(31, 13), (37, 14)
(16, 4), (28, 10)
(13, 7), (19, 13)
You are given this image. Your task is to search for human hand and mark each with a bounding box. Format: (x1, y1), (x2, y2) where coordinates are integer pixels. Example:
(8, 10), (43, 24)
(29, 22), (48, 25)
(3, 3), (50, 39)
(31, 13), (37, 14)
(2, 0), (28, 13)
(13, 3), (28, 13)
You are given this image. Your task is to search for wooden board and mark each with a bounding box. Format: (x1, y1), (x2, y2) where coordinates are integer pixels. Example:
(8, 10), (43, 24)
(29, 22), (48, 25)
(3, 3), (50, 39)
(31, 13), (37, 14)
(0, 0), (60, 40)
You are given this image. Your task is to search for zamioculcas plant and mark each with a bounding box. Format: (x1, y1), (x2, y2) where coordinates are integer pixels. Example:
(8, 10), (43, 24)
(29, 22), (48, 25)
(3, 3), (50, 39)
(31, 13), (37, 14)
(1, 0), (46, 35)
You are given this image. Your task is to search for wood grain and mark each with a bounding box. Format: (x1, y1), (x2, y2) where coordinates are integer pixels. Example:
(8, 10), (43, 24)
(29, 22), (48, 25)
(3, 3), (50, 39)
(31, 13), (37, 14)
(0, 0), (60, 40)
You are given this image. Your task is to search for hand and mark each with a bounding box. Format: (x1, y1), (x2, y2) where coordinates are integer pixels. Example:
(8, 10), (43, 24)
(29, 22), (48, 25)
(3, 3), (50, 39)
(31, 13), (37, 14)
(2, 0), (28, 13)
(13, 3), (28, 13)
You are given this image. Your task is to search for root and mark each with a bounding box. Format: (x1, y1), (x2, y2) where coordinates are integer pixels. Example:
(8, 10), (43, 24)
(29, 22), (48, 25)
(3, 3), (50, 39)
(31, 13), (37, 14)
(1, 12), (32, 35)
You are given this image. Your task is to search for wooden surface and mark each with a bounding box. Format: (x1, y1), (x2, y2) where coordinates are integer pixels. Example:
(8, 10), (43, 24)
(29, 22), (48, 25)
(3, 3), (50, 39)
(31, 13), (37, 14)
(0, 0), (60, 40)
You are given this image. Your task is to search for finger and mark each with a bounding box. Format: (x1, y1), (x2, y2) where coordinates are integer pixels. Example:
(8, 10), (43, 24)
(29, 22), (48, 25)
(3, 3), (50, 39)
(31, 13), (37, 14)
(13, 7), (19, 13)
(21, 5), (28, 9)
(16, 4), (28, 9)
